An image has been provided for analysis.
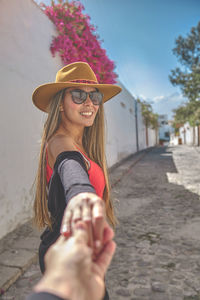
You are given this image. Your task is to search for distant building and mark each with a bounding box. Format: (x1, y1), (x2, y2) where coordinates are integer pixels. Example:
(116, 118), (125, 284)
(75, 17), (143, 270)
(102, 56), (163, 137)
(158, 115), (174, 144)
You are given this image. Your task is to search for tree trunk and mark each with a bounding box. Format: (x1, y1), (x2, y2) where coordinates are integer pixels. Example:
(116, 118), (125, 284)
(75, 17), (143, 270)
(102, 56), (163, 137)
(146, 121), (149, 147)
(193, 126), (196, 145)
(183, 129), (186, 144)
(135, 100), (139, 151)
(155, 128), (158, 145)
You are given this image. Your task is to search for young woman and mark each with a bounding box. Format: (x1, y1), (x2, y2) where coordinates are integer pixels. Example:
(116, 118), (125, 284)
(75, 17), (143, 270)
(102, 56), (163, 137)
(32, 62), (121, 299)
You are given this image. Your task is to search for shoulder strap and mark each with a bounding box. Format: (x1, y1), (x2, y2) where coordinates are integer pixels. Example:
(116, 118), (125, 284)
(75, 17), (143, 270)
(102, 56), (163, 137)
(74, 146), (91, 170)
(54, 151), (88, 173)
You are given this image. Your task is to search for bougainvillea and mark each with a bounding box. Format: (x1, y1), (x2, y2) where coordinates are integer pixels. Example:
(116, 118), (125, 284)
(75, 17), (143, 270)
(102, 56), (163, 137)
(40, 0), (118, 83)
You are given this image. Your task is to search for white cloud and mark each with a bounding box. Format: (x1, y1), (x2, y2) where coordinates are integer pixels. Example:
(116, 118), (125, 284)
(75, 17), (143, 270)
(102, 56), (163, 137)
(149, 92), (187, 119)
(118, 61), (187, 119)
(138, 94), (147, 100)
(153, 95), (165, 103)
(118, 60), (167, 98)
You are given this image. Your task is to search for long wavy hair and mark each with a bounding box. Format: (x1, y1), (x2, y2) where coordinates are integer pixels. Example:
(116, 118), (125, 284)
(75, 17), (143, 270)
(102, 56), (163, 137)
(34, 88), (117, 229)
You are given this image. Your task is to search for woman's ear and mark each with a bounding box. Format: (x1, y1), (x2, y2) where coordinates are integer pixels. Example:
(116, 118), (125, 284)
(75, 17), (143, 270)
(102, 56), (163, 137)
(59, 104), (64, 112)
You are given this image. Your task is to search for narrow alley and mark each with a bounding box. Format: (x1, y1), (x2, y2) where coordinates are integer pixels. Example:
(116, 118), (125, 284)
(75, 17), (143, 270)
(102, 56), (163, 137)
(1, 146), (200, 300)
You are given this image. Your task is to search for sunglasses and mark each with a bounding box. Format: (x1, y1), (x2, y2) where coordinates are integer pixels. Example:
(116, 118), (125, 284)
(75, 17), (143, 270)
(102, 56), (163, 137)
(68, 89), (103, 106)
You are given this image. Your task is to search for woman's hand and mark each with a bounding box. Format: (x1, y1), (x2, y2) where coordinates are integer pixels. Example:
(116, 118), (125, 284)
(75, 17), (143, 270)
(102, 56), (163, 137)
(60, 192), (105, 255)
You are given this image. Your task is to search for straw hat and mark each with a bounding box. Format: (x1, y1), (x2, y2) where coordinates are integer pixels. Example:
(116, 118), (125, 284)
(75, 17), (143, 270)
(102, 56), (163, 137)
(32, 62), (122, 112)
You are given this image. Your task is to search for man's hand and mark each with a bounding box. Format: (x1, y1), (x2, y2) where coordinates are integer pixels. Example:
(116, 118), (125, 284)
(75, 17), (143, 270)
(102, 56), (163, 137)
(34, 221), (116, 300)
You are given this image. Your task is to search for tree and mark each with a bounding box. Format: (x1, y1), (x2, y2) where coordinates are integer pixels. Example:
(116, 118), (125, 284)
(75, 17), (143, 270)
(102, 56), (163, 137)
(137, 99), (159, 146)
(169, 21), (200, 102)
(170, 21), (200, 145)
(137, 99), (158, 129)
(40, 0), (117, 83)
(172, 100), (200, 128)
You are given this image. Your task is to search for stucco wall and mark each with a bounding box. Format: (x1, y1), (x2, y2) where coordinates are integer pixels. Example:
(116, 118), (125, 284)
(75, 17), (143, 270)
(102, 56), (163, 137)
(0, 0), (63, 239)
(137, 102), (147, 150)
(179, 122), (198, 146)
(105, 82), (137, 167)
(148, 128), (158, 147)
(0, 0), (157, 238)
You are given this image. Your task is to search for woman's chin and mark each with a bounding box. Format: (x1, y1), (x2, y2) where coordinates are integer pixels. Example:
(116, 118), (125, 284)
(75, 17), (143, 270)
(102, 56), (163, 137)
(81, 119), (95, 127)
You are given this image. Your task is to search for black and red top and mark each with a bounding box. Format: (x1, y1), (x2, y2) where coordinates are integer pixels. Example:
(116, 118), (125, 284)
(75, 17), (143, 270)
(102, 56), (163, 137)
(39, 150), (105, 273)
(46, 147), (105, 198)
(39, 150), (109, 300)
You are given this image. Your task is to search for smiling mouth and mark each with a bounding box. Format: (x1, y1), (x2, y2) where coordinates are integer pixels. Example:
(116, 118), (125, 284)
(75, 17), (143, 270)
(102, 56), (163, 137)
(80, 112), (93, 117)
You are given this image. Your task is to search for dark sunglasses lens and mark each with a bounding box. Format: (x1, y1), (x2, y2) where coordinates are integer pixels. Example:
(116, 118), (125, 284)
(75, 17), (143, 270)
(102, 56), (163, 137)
(90, 91), (103, 105)
(71, 90), (87, 104)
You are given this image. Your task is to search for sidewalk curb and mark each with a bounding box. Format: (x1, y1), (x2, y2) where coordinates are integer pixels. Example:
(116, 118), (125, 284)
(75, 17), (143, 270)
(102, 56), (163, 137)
(193, 145), (200, 154)
(110, 147), (154, 188)
(0, 220), (41, 296)
(0, 147), (155, 295)
(0, 254), (38, 295)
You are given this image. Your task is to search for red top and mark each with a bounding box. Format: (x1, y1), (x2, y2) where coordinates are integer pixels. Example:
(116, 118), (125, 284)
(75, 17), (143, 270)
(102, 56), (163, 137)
(46, 149), (105, 199)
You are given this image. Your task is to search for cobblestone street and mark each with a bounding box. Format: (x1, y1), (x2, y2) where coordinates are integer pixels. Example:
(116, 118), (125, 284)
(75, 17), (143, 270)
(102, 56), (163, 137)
(1, 146), (200, 300)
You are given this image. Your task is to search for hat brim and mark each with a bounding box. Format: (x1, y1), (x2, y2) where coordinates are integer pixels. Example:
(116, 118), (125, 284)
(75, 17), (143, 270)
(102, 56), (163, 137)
(32, 81), (122, 112)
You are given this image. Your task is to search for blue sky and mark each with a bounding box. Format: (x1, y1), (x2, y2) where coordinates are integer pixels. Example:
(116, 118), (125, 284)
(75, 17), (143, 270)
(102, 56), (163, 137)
(36, 0), (200, 119)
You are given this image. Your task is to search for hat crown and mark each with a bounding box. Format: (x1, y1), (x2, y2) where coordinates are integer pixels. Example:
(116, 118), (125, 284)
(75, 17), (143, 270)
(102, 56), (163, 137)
(55, 62), (98, 83)
(32, 61), (122, 112)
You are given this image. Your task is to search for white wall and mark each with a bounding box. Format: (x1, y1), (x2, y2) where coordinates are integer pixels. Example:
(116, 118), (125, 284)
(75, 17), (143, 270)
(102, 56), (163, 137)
(0, 0), (157, 238)
(148, 128), (158, 147)
(170, 133), (179, 146)
(179, 122), (198, 146)
(105, 81), (137, 166)
(0, 0), (63, 239)
(137, 102), (147, 150)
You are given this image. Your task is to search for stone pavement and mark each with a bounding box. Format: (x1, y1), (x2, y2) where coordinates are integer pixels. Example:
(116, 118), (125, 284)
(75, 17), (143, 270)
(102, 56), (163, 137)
(166, 146), (200, 197)
(107, 145), (200, 300)
(0, 147), (149, 298)
(0, 219), (41, 296)
(1, 145), (200, 300)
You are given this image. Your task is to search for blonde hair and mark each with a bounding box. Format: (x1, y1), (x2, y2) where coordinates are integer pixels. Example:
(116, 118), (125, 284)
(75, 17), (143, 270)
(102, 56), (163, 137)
(34, 89), (117, 229)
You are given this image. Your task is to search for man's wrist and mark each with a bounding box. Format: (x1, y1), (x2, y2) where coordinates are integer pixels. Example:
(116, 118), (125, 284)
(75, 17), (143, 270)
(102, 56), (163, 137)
(34, 274), (72, 300)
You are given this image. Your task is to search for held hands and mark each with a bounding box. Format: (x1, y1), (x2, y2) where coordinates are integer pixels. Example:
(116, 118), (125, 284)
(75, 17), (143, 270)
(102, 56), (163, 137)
(35, 222), (116, 300)
(60, 192), (105, 256)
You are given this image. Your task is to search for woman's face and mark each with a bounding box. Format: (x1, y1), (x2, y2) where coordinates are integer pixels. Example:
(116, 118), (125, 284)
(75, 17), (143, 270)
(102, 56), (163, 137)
(61, 86), (100, 128)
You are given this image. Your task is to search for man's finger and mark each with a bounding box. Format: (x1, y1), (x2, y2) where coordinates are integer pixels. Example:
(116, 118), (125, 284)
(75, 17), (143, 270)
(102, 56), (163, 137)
(95, 240), (116, 275)
(103, 223), (114, 244)
(92, 216), (104, 253)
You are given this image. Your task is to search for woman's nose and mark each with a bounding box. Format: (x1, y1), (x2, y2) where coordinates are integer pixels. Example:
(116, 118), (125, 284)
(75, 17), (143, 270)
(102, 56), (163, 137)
(84, 94), (93, 105)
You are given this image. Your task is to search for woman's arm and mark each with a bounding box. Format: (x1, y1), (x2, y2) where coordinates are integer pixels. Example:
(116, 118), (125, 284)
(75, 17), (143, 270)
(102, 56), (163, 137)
(48, 135), (105, 254)
(57, 154), (95, 202)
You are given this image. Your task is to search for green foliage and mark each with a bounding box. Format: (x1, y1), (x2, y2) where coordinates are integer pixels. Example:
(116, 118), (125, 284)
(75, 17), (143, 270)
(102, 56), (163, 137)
(172, 100), (200, 128)
(169, 22), (200, 101)
(169, 21), (200, 102)
(170, 66), (200, 102)
(170, 21), (200, 128)
(137, 99), (159, 129)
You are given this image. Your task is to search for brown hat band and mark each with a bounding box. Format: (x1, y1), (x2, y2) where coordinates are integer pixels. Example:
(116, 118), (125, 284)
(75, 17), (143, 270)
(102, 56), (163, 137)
(69, 79), (98, 84)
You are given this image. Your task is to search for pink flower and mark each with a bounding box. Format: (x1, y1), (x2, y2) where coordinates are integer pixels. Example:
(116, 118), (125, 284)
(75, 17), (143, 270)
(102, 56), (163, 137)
(41, 0), (118, 83)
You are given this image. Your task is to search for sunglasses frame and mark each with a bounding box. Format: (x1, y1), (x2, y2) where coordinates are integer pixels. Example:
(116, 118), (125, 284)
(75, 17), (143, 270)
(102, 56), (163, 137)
(68, 89), (103, 106)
